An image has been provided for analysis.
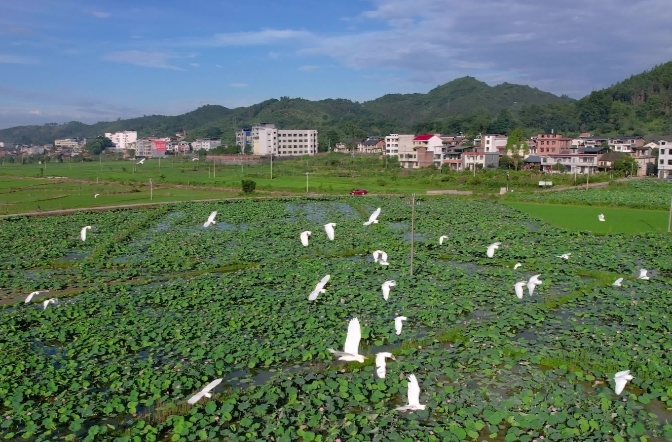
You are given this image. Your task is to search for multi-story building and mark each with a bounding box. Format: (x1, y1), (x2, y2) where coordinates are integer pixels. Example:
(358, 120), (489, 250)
(657, 138), (672, 178)
(54, 138), (86, 150)
(357, 137), (385, 154)
(536, 133), (572, 155)
(191, 139), (222, 151)
(384, 134), (414, 157)
(253, 127), (278, 155)
(277, 130), (318, 156)
(481, 134), (508, 153)
(630, 145), (656, 176)
(607, 135), (645, 153)
(540, 154), (599, 174)
(235, 127), (252, 151)
(412, 134), (444, 167)
(463, 150), (500, 170)
(104, 131), (137, 151)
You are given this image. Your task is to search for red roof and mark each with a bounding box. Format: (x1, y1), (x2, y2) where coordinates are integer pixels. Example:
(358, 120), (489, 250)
(413, 134), (435, 141)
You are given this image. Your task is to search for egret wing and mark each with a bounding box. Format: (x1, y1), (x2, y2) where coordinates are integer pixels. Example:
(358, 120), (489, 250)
(343, 318), (362, 355)
(202, 378), (222, 393)
(614, 377), (628, 395)
(407, 374), (421, 406)
(316, 274), (330, 290)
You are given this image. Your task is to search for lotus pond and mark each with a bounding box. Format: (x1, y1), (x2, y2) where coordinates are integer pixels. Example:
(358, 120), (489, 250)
(1, 196), (671, 441)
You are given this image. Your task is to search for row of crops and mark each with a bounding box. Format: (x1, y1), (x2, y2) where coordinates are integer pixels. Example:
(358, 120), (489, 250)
(504, 179), (672, 210)
(1, 196), (671, 441)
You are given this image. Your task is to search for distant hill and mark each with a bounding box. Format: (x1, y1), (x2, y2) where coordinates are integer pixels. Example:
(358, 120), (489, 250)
(0, 76), (573, 146)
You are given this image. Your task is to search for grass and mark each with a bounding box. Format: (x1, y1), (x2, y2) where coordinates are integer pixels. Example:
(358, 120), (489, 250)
(505, 201), (670, 234)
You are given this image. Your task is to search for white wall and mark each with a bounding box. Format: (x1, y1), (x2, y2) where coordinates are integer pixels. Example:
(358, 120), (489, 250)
(105, 131), (137, 150)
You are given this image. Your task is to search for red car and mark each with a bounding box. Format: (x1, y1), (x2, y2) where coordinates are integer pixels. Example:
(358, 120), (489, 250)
(349, 189), (368, 195)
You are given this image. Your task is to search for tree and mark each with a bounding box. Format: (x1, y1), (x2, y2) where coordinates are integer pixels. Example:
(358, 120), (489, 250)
(85, 136), (114, 155)
(504, 127), (528, 170)
(613, 155), (638, 176)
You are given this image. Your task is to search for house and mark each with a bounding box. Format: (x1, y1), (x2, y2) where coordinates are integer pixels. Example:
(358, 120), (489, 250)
(657, 138), (672, 178)
(412, 134), (444, 167)
(608, 135), (644, 153)
(334, 138), (363, 153)
(192, 139), (222, 151)
(644, 141), (659, 150)
(631, 145), (656, 176)
(541, 153), (599, 174)
(577, 134), (609, 148)
(596, 152), (627, 171)
(523, 155), (542, 169)
(398, 146), (434, 169)
(105, 131), (137, 151)
(357, 137), (385, 154)
(481, 134), (508, 153)
(385, 134), (414, 157)
(463, 150), (499, 170)
(442, 146), (468, 171)
(536, 133), (572, 155)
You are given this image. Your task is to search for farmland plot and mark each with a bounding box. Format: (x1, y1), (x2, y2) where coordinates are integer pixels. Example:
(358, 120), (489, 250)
(1, 197), (671, 441)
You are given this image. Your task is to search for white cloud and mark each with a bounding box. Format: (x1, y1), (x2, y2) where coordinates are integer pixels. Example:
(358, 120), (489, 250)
(175, 29), (313, 47)
(28, 109), (41, 115)
(102, 50), (185, 70)
(91, 11), (111, 18)
(190, 62), (200, 67)
(298, 65), (319, 72)
(0, 54), (38, 64)
(229, 83), (248, 88)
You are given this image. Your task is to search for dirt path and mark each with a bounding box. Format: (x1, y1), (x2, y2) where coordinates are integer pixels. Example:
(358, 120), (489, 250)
(537, 176), (645, 193)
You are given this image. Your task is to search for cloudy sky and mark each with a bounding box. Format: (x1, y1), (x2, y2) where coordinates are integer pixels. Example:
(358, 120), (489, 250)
(1, 0), (671, 128)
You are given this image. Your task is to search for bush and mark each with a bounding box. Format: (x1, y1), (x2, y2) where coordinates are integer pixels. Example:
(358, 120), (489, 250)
(241, 179), (256, 193)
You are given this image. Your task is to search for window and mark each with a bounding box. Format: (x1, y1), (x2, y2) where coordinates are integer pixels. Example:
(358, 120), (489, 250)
(660, 160), (664, 165)
(661, 149), (666, 155)
(668, 160), (672, 166)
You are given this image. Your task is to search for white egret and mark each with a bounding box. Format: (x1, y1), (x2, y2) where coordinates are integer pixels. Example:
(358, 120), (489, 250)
(80, 226), (92, 241)
(203, 211), (217, 228)
(598, 214), (605, 222)
(300, 231), (312, 247)
(514, 281), (527, 300)
(42, 298), (57, 310)
(556, 253), (571, 260)
(394, 316), (407, 335)
(527, 274), (542, 296)
(395, 374), (426, 411)
(308, 275), (330, 301)
(486, 242), (501, 258)
(513, 263), (522, 270)
(187, 378), (223, 405)
(381, 280), (396, 301)
(324, 223), (336, 241)
(439, 235), (448, 245)
(375, 352), (395, 378)
(613, 370), (633, 395)
(136, 158), (145, 165)
(25, 290), (49, 303)
(638, 269), (649, 280)
(612, 277), (623, 287)
(328, 318), (366, 363)
(372, 250), (389, 265)
(363, 207), (381, 226)
(191, 158), (199, 161)
(94, 194), (100, 198)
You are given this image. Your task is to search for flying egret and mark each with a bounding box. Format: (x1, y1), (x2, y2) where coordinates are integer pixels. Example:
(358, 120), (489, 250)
(187, 378), (223, 405)
(613, 277), (623, 287)
(638, 269), (649, 280)
(364, 207), (381, 226)
(395, 374), (426, 411)
(80, 226), (92, 241)
(514, 281), (527, 299)
(25, 290), (49, 303)
(94, 194), (100, 198)
(203, 211), (217, 228)
(556, 253), (571, 260)
(136, 158), (145, 165)
(486, 242), (501, 258)
(308, 275), (330, 301)
(381, 280), (396, 301)
(324, 223), (336, 241)
(513, 263), (522, 269)
(613, 370), (633, 395)
(598, 214), (605, 222)
(328, 318), (366, 363)
(527, 274), (542, 296)
(300, 231), (312, 247)
(375, 352), (395, 378)
(439, 235), (448, 245)
(42, 298), (57, 310)
(394, 316), (407, 335)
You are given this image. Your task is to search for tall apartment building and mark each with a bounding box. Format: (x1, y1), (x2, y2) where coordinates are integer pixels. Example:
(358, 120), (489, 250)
(251, 126), (318, 156)
(54, 138), (86, 151)
(481, 134), (508, 153)
(384, 134), (414, 157)
(104, 131), (137, 151)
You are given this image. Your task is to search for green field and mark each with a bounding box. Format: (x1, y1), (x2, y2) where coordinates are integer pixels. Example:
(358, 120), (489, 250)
(506, 201), (670, 234)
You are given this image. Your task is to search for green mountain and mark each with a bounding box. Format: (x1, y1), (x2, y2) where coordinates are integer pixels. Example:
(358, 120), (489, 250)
(0, 77), (571, 146)
(2, 63), (671, 146)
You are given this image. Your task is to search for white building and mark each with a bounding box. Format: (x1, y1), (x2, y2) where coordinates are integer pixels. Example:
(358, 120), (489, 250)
(463, 151), (500, 170)
(191, 139), (221, 151)
(104, 131), (137, 151)
(384, 134), (414, 157)
(481, 134), (508, 153)
(277, 129), (318, 156)
(253, 127), (278, 155)
(657, 139), (672, 178)
(54, 138), (86, 150)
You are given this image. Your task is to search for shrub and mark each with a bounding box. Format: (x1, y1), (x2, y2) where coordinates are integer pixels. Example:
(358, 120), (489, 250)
(241, 179), (256, 193)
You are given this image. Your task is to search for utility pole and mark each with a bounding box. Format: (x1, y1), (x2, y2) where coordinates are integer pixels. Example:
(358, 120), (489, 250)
(305, 172), (309, 193)
(149, 178), (153, 201)
(668, 196), (672, 233)
(270, 153), (273, 180)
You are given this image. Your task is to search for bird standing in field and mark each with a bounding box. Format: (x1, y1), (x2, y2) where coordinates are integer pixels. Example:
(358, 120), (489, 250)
(557, 253), (571, 260)
(364, 207), (381, 226)
(513, 263), (522, 270)
(395, 374), (426, 411)
(394, 316), (407, 335)
(613, 370), (633, 395)
(324, 223), (336, 241)
(187, 378), (223, 404)
(514, 281), (527, 300)
(375, 352), (395, 378)
(439, 235), (448, 245)
(308, 275), (330, 301)
(527, 274), (542, 296)
(80, 226), (92, 241)
(612, 277), (623, 287)
(203, 211), (217, 228)
(381, 280), (396, 301)
(328, 318), (366, 363)
(94, 194), (100, 198)
(638, 269), (649, 280)
(25, 290), (49, 303)
(486, 242), (501, 258)
(300, 231), (311, 247)
(598, 214), (605, 222)
(42, 298), (58, 310)
(372, 250), (389, 265)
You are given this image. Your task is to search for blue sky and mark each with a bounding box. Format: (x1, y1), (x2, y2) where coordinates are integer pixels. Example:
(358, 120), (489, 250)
(1, 0), (671, 129)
